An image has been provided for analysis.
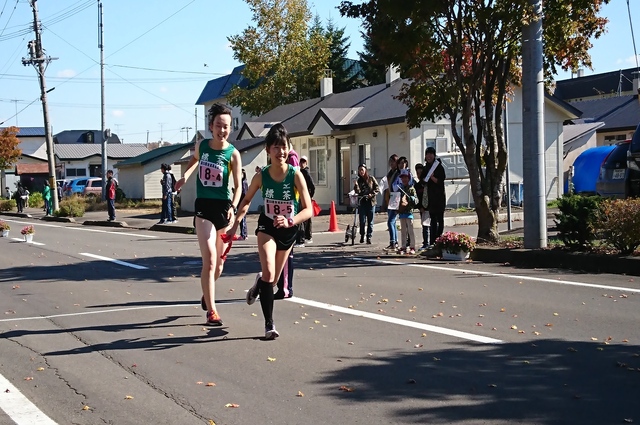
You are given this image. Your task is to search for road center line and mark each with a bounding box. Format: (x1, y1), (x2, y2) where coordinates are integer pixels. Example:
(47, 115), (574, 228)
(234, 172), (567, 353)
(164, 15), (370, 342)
(287, 296), (502, 344)
(355, 257), (640, 293)
(80, 253), (148, 270)
(0, 372), (58, 425)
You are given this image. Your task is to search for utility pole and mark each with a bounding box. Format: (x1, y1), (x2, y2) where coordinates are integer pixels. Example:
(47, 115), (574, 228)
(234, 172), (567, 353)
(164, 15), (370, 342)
(99, 0), (109, 200)
(521, 0), (547, 248)
(22, 0), (59, 212)
(181, 126), (192, 143)
(158, 123), (165, 143)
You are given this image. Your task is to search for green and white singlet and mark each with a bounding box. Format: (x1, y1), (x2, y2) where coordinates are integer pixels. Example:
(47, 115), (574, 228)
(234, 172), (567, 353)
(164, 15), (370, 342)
(196, 140), (236, 200)
(261, 164), (300, 220)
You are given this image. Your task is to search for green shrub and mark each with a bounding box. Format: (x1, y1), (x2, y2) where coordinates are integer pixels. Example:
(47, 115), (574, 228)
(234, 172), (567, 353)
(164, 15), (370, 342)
(55, 196), (86, 217)
(597, 199), (640, 255)
(28, 191), (43, 208)
(115, 187), (126, 202)
(0, 199), (16, 211)
(554, 194), (601, 249)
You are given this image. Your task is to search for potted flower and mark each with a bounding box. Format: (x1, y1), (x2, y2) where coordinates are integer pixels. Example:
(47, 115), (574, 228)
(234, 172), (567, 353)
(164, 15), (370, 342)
(434, 231), (476, 261)
(21, 225), (35, 243)
(0, 220), (10, 237)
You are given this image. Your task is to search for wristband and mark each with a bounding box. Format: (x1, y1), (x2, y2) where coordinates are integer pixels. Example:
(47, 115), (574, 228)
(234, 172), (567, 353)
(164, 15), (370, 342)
(287, 217), (294, 227)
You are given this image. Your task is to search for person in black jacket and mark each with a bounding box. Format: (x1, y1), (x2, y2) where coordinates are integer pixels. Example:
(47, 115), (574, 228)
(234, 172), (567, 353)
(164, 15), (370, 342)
(295, 156), (315, 245)
(420, 147), (446, 245)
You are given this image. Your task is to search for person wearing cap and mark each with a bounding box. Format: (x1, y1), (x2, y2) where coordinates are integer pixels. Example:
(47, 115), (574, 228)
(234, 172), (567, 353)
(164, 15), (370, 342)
(396, 169), (418, 254)
(420, 146), (446, 245)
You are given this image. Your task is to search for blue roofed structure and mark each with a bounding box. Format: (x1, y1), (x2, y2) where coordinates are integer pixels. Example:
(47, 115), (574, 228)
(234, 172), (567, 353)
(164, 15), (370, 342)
(196, 65), (247, 105)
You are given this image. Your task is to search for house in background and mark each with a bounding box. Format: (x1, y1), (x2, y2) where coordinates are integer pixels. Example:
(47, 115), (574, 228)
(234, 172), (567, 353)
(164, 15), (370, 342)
(114, 143), (192, 200)
(54, 144), (149, 181)
(1, 127), (48, 193)
(54, 129), (122, 145)
(187, 69), (576, 213)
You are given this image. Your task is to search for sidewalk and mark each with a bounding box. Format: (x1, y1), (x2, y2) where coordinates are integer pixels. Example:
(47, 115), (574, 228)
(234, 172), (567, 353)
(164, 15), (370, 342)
(3, 207), (638, 277)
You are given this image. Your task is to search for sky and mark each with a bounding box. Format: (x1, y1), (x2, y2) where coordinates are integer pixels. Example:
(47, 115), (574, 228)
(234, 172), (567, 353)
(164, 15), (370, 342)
(0, 0), (638, 145)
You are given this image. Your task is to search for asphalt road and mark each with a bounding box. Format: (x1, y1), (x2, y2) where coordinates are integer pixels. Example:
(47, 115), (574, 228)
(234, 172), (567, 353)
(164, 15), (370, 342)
(1, 216), (639, 425)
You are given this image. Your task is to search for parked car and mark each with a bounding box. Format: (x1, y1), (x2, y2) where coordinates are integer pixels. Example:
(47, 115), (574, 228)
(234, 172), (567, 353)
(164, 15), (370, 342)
(627, 122), (640, 196)
(82, 177), (103, 197)
(63, 178), (88, 197)
(596, 140), (631, 199)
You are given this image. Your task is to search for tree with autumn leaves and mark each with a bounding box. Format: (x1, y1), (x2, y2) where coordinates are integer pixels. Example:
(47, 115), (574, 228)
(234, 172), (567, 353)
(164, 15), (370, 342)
(339, 0), (609, 242)
(227, 0), (331, 117)
(0, 126), (21, 170)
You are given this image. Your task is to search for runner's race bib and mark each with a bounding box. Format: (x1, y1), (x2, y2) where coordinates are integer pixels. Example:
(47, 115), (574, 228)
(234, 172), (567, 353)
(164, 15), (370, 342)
(264, 199), (294, 220)
(199, 161), (223, 187)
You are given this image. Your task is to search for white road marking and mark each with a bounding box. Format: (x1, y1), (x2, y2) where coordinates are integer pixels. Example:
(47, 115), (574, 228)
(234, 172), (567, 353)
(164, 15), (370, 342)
(2, 219), (157, 238)
(0, 372), (58, 425)
(79, 253), (148, 270)
(0, 304), (195, 323)
(287, 296), (503, 344)
(355, 257), (640, 293)
(10, 238), (44, 246)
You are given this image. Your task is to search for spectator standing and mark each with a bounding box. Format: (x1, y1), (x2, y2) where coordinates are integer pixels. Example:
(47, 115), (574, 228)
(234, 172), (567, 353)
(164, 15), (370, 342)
(295, 156), (315, 246)
(353, 164), (379, 244)
(43, 180), (52, 216)
(421, 147), (446, 245)
(16, 183), (26, 213)
(167, 164), (178, 223)
(396, 169), (418, 254)
(239, 169), (248, 240)
(414, 163), (430, 250)
(5, 187), (11, 199)
(159, 164), (174, 224)
(105, 170), (117, 221)
(384, 155), (400, 250)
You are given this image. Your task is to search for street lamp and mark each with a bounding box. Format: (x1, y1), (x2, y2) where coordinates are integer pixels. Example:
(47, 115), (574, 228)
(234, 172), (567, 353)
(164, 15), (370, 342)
(181, 126), (193, 143)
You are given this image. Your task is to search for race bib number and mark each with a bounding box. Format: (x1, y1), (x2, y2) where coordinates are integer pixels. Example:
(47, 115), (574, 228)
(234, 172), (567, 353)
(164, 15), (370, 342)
(199, 161), (223, 187)
(264, 199), (294, 220)
(387, 191), (401, 210)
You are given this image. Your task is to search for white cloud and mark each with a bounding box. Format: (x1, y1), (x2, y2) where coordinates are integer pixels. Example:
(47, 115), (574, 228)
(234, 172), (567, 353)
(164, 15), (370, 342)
(57, 69), (76, 78)
(112, 110), (124, 117)
(624, 54), (640, 66)
(159, 86), (168, 93)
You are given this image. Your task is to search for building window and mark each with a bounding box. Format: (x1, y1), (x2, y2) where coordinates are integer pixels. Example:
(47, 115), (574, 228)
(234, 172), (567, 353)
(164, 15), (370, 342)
(358, 143), (371, 169)
(604, 134), (628, 144)
(233, 117), (240, 131)
(66, 168), (87, 177)
(308, 137), (327, 185)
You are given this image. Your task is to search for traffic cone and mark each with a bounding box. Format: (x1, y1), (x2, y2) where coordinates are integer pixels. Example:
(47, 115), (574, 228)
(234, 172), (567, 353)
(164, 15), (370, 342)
(328, 200), (340, 232)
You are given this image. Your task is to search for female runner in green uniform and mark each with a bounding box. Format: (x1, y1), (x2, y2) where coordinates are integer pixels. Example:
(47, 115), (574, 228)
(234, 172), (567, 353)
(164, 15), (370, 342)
(175, 103), (242, 326)
(227, 123), (312, 339)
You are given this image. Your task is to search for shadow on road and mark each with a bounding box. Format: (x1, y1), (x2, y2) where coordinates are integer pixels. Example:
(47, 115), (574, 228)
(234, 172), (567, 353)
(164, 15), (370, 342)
(315, 338), (640, 424)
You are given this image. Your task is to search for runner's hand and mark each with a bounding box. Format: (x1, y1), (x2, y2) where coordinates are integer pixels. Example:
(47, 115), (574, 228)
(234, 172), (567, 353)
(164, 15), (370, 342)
(273, 215), (287, 228)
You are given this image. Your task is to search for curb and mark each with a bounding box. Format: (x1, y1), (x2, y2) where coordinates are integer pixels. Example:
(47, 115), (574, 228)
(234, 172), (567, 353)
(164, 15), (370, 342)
(470, 247), (640, 277)
(41, 216), (75, 223)
(82, 220), (129, 228)
(149, 224), (194, 234)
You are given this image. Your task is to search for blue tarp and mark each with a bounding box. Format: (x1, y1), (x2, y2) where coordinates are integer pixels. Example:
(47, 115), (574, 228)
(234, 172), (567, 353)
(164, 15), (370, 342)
(568, 145), (615, 194)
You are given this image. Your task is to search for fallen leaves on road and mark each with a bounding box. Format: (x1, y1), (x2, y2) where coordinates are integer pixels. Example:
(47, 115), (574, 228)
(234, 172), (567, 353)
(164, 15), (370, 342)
(297, 391), (304, 397)
(206, 383), (216, 387)
(267, 357), (276, 362)
(338, 385), (354, 392)
(225, 403), (240, 408)
(124, 395), (134, 400)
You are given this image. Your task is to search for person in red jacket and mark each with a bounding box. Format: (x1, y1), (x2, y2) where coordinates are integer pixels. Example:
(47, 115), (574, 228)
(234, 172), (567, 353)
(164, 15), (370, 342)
(105, 170), (117, 221)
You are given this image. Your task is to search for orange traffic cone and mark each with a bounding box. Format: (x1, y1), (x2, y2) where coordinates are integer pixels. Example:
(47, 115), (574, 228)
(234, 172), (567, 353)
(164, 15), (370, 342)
(328, 200), (340, 232)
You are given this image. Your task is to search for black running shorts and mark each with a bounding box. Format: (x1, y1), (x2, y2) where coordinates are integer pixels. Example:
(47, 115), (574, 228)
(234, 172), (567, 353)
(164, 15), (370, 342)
(194, 198), (232, 231)
(256, 213), (298, 251)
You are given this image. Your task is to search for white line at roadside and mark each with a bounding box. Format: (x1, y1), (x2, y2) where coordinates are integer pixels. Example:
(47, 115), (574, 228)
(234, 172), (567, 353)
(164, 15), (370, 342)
(355, 257), (640, 293)
(0, 372), (58, 425)
(0, 304), (195, 323)
(80, 253), (148, 270)
(11, 238), (44, 246)
(287, 296), (503, 344)
(2, 219), (156, 238)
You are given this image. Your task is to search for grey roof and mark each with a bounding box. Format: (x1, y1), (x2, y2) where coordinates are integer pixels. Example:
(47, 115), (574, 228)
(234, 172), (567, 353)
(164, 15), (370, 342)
(195, 65), (247, 105)
(114, 143), (193, 167)
(563, 122), (605, 144)
(54, 130), (121, 144)
(568, 95), (640, 132)
(55, 144), (149, 160)
(555, 67), (638, 100)
(0, 127), (46, 137)
(242, 81), (399, 138)
(232, 137), (264, 152)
